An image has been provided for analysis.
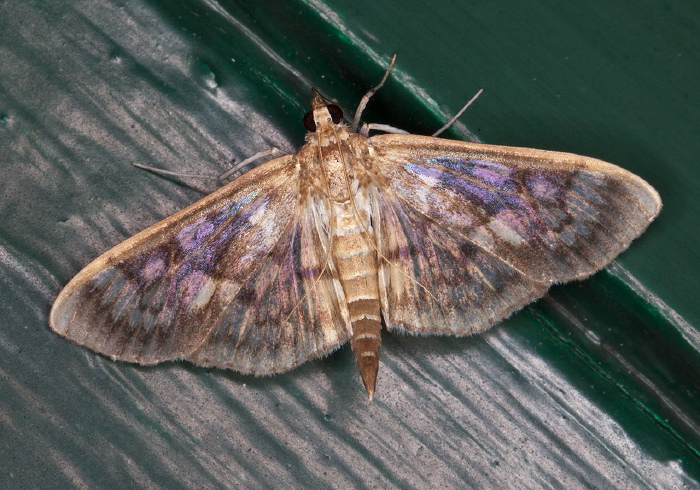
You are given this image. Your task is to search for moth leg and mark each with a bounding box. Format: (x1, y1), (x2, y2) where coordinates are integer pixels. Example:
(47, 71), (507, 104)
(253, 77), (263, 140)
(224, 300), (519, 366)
(351, 54), (397, 132)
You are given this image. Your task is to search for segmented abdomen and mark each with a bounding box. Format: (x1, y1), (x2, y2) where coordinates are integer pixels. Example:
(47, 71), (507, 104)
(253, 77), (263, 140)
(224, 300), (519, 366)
(331, 200), (381, 397)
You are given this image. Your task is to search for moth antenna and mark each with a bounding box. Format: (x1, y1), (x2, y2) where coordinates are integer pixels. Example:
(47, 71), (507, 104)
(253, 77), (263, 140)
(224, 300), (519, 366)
(218, 148), (286, 182)
(131, 162), (220, 180)
(431, 88), (484, 137)
(131, 148), (287, 183)
(351, 54), (397, 132)
(359, 123), (409, 138)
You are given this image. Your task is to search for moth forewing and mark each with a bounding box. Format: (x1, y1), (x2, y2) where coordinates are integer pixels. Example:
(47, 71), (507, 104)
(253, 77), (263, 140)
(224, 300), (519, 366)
(369, 135), (661, 282)
(49, 152), (349, 371)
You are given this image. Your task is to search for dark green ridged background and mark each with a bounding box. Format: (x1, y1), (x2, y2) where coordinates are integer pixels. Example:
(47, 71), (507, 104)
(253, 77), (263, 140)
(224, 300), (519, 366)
(1, 0), (698, 487)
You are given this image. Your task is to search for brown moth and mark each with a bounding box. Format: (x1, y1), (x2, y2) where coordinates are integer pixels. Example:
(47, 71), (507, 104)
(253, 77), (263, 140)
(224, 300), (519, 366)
(50, 57), (661, 399)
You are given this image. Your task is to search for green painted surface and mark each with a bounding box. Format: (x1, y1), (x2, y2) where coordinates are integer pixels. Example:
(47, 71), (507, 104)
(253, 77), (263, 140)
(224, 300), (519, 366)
(1, 0), (698, 487)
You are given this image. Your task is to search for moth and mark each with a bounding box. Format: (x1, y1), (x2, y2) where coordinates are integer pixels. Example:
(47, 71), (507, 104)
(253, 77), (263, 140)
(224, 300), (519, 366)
(50, 57), (661, 399)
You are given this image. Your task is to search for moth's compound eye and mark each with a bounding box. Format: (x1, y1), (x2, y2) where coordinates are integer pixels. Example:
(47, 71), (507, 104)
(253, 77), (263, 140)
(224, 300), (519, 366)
(303, 111), (316, 132)
(327, 104), (343, 124)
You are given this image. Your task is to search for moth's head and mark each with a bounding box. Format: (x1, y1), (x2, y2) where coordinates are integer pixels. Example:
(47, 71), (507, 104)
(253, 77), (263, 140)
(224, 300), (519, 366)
(303, 88), (343, 132)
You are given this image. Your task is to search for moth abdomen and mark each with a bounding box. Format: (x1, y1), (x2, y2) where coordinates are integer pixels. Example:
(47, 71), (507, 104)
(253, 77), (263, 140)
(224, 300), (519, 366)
(350, 316), (381, 400)
(330, 199), (382, 398)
